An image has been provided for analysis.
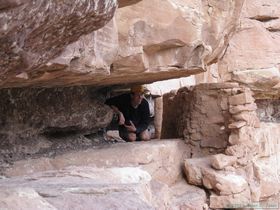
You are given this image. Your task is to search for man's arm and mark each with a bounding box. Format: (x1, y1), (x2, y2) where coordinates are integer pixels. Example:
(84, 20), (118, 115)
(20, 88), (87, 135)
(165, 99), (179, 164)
(110, 105), (125, 125)
(105, 95), (126, 125)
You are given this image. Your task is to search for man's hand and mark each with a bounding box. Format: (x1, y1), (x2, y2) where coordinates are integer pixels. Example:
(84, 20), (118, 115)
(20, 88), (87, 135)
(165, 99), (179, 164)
(124, 121), (137, 132)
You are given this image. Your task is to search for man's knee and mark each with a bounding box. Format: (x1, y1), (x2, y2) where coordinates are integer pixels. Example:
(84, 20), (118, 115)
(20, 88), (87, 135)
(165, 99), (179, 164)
(140, 130), (151, 141)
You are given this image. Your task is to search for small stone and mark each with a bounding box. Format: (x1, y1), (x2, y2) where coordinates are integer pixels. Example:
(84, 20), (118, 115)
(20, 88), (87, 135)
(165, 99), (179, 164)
(229, 91), (254, 106)
(229, 103), (257, 114)
(228, 121), (247, 129)
(211, 154), (237, 170)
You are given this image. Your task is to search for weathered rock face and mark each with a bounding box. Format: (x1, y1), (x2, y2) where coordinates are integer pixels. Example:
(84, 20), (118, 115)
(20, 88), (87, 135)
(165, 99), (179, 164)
(0, 86), (112, 169)
(0, 0), (118, 88)
(0, 140), (208, 210)
(170, 83), (280, 208)
(215, 0), (280, 98)
(0, 86), (112, 138)
(4, 140), (190, 185)
(110, 0), (244, 85)
(0, 0), (244, 88)
(0, 166), (207, 210)
(162, 83), (247, 151)
(0, 167), (155, 210)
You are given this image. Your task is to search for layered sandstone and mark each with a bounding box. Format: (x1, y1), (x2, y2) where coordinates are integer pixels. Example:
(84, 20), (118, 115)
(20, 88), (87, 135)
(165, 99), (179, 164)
(0, 0), (118, 88)
(1, 0), (280, 209)
(213, 0), (280, 98)
(0, 140), (208, 210)
(0, 86), (113, 170)
(0, 0), (244, 88)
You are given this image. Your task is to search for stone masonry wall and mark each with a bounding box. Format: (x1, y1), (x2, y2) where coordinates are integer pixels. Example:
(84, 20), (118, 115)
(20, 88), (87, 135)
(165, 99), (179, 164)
(162, 82), (280, 208)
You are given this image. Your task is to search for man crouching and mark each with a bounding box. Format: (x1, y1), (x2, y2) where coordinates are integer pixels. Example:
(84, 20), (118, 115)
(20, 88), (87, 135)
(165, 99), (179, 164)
(105, 85), (151, 142)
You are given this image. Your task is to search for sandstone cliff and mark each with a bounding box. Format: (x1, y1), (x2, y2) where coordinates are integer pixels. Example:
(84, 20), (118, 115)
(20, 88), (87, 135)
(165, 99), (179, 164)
(1, 0), (280, 209)
(1, 0), (243, 88)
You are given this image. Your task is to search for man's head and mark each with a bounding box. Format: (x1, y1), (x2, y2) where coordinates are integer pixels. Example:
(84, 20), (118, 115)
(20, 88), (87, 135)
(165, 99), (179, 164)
(130, 85), (147, 107)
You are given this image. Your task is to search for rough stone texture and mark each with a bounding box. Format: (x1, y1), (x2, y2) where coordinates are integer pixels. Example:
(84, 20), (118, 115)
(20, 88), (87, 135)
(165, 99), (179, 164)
(0, 0), (244, 88)
(215, 0), (280, 99)
(0, 167), (154, 210)
(161, 89), (187, 139)
(153, 96), (163, 139)
(162, 83), (243, 150)
(169, 182), (207, 210)
(3, 140), (191, 186)
(0, 140), (210, 209)
(211, 154), (237, 170)
(184, 156), (248, 195)
(178, 83), (280, 208)
(1, 0), (280, 208)
(0, 86), (113, 171)
(184, 157), (211, 186)
(0, 86), (112, 138)
(110, 0), (244, 86)
(255, 123), (280, 158)
(0, 188), (57, 210)
(248, 122), (280, 199)
(0, 165), (207, 210)
(254, 158), (280, 199)
(229, 103), (257, 115)
(118, 0), (142, 8)
(0, 0), (118, 88)
(202, 168), (248, 195)
(256, 99), (280, 122)
(228, 90), (255, 106)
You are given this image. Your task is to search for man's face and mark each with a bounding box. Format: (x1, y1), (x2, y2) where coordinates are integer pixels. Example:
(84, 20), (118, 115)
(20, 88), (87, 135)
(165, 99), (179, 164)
(131, 92), (144, 106)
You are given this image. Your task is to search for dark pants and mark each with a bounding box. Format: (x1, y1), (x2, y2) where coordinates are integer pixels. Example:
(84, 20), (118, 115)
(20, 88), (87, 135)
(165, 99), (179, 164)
(118, 125), (141, 142)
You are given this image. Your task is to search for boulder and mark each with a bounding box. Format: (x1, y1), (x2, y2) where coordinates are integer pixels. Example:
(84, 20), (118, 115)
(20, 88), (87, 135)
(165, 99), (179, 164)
(216, 0), (280, 98)
(0, 0), (244, 88)
(0, 0), (117, 88)
(4, 140), (191, 186)
(228, 91), (255, 106)
(229, 103), (257, 114)
(169, 182), (207, 210)
(184, 157), (211, 186)
(202, 168), (248, 195)
(232, 112), (260, 128)
(0, 166), (154, 210)
(0, 188), (56, 210)
(0, 86), (112, 140)
(254, 159), (280, 199)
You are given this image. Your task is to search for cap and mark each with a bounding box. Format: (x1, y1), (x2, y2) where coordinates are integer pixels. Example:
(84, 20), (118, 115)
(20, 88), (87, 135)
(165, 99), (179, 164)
(130, 85), (148, 94)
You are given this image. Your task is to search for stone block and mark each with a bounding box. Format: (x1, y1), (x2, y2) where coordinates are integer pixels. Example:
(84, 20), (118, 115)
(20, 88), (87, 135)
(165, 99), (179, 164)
(228, 121), (247, 129)
(229, 92), (254, 106)
(233, 112), (260, 128)
(4, 140), (191, 186)
(184, 157), (211, 186)
(202, 168), (248, 195)
(209, 189), (251, 209)
(211, 154), (237, 170)
(229, 103), (257, 114)
(169, 182), (207, 210)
